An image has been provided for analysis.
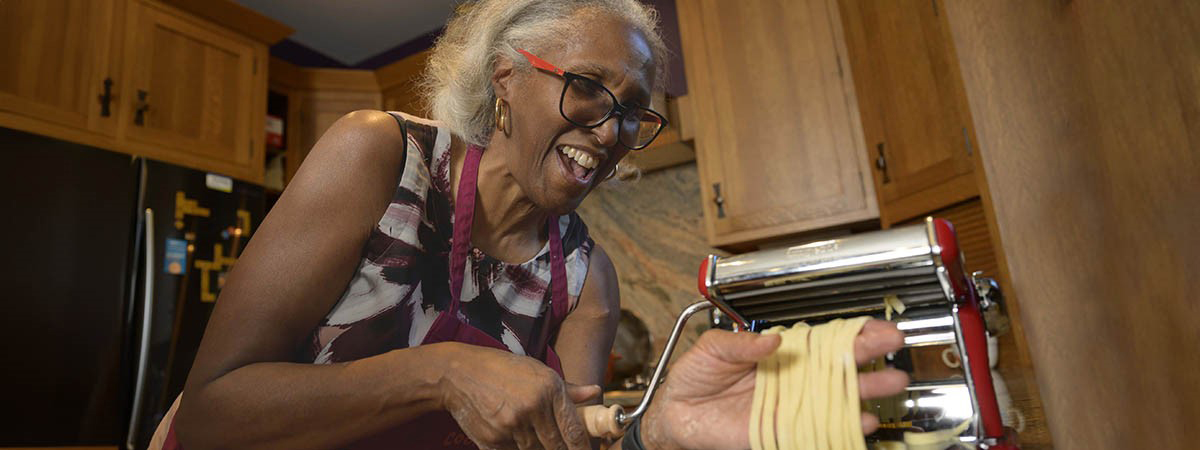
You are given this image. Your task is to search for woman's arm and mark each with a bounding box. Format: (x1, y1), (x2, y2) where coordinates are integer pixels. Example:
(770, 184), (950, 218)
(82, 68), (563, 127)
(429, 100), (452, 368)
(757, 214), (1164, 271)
(556, 243), (621, 394)
(175, 110), (450, 448)
(176, 110), (594, 450)
(556, 245), (620, 449)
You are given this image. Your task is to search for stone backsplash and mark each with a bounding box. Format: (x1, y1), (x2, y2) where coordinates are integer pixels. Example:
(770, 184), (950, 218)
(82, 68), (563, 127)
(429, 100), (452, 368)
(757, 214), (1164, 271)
(576, 162), (726, 365)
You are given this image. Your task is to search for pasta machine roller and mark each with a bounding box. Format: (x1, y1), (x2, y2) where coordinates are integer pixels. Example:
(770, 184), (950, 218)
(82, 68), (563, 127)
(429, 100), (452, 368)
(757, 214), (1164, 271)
(579, 218), (1018, 450)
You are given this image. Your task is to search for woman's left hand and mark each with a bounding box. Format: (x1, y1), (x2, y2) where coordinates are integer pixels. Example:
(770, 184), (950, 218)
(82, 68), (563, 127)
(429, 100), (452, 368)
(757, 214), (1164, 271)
(639, 321), (908, 450)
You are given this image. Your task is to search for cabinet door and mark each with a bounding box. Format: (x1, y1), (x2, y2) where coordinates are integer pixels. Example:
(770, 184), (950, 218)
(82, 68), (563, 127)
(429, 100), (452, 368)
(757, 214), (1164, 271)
(122, 1), (259, 177)
(0, 0), (121, 134)
(838, 0), (979, 224)
(679, 0), (877, 248)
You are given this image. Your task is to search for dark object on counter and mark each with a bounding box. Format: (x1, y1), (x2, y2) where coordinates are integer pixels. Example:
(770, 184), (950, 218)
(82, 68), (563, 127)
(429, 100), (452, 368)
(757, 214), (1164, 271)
(0, 127), (264, 449)
(606, 309), (652, 391)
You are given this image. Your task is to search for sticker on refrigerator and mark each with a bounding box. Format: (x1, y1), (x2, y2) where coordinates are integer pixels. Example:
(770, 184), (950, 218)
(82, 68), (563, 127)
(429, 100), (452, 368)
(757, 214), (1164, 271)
(164, 238), (189, 275)
(205, 173), (233, 193)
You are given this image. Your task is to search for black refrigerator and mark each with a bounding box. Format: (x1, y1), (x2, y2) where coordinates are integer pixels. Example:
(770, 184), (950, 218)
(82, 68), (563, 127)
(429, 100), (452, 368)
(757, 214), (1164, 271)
(0, 127), (265, 448)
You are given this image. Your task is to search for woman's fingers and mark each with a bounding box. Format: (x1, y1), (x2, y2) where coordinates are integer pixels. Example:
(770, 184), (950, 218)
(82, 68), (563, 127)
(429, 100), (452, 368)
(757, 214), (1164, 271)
(859, 368), (909, 399)
(694, 329), (782, 366)
(514, 429), (544, 450)
(524, 390), (571, 450)
(522, 386), (589, 450)
(565, 383), (602, 404)
(861, 413), (881, 435)
(531, 422), (567, 450)
(854, 320), (905, 365)
(552, 384), (593, 450)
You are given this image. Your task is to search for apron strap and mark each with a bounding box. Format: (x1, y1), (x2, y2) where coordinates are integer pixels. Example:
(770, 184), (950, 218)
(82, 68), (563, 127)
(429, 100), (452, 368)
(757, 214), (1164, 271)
(546, 218), (570, 320)
(447, 144), (486, 316)
(449, 144), (569, 323)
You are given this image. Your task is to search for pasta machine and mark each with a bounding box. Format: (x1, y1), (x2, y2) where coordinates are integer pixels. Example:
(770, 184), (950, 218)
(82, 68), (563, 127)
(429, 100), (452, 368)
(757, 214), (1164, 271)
(579, 218), (1018, 449)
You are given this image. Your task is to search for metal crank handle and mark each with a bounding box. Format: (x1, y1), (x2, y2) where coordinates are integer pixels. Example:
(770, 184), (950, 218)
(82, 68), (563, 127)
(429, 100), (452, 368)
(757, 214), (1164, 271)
(577, 301), (716, 438)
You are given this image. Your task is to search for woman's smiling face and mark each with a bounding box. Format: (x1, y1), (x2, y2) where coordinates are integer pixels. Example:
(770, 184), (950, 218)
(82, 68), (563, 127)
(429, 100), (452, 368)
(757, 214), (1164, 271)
(491, 11), (658, 215)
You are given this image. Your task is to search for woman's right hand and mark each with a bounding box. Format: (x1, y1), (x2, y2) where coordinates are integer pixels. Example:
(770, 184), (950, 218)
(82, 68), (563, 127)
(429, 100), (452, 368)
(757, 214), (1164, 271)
(640, 322), (908, 450)
(437, 343), (599, 450)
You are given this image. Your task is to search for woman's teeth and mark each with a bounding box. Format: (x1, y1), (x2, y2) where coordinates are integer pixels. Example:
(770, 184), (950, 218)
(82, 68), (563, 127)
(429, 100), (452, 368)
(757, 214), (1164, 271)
(559, 145), (598, 170)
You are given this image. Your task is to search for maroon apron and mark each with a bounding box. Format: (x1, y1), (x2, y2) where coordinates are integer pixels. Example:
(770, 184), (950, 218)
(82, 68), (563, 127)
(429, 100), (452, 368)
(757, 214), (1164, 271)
(353, 143), (572, 448)
(162, 143), (572, 449)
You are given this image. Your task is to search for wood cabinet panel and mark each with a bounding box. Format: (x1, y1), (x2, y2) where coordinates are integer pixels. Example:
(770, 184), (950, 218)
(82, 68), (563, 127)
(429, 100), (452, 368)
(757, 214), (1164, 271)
(121, 1), (261, 179)
(270, 62), (381, 183)
(678, 0), (877, 248)
(0, 0), (273, 183)
(378, 50), (429, 116)
(838, 0), (978, 225)
(0, 0), (120, 134)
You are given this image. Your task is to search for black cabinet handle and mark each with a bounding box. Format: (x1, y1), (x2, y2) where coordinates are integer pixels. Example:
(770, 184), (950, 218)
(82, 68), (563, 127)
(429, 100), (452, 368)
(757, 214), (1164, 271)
(712, 183), (726, 219)
(134, 90), (149, 126)
(874, 142), (891, 184)
(97, 78), (113, 117)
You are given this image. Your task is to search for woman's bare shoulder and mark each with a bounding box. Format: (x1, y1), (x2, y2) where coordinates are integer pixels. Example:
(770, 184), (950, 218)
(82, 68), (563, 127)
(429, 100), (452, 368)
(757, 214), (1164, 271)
(282, 110), (413, 228)
(313, 110), (408, 164)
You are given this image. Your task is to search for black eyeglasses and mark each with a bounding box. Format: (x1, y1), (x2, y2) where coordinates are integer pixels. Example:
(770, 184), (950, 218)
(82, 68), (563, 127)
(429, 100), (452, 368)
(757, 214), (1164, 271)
(518, 48), (667, 150)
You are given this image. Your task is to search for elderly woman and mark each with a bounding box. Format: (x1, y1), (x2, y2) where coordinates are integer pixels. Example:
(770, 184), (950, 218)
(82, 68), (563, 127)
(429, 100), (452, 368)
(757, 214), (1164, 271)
(166, 0), (907, 449)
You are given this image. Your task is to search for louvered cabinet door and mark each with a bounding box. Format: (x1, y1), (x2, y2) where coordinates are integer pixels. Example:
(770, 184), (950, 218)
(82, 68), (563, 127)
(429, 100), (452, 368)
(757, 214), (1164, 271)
(678, 0), (878, 249)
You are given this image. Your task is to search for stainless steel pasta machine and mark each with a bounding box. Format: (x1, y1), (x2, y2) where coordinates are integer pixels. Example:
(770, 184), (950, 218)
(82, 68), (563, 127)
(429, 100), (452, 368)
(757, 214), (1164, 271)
(579, 218), (1018, 449)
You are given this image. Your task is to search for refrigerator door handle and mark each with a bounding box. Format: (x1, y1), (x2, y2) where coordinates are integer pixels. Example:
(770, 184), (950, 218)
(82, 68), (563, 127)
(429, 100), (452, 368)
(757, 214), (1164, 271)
(126, 208), (155, 450)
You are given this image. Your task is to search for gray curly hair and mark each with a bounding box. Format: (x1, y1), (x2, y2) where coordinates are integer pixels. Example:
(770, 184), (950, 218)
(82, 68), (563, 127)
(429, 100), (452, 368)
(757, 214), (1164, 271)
(421, 0), (669, 146)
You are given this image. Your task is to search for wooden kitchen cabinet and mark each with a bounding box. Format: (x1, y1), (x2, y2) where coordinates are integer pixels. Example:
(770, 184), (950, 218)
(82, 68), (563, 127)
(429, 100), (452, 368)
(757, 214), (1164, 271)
(0, 0), (125, 137)
(377, 50), (430, 116)
(120, 0), (267, 181)
(269, 58), (381, 183)
(0, 0), (280, 183)
(837, 0), (980, 225)
(677, 0), (878, 250)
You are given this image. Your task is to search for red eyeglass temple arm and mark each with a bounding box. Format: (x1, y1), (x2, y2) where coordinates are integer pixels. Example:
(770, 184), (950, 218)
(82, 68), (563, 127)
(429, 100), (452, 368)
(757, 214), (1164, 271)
(517, 48), (565, 76)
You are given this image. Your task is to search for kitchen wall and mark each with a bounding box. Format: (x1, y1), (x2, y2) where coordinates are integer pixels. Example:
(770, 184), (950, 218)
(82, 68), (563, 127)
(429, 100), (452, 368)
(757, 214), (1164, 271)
(576, 162), (724, 361)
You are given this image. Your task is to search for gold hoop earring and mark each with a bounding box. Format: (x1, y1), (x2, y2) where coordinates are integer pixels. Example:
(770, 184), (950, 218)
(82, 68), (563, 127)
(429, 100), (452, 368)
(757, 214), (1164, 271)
(494, 98), (510, 136)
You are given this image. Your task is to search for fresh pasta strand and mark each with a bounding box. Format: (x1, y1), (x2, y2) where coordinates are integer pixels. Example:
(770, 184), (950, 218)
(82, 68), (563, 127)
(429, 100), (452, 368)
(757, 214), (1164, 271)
(750, 317), (872, 450)
(777, 325), (797, 449)
(901, 418), (973, 450)
(750, 317), (978, 449)
(812, 320), (834, 448)
(797, 324), (816, 450)
(762, 326), (787, 450)
(869, 418), (975, 450)
(750, 329), (767, 450)
(840, 319), (866, 449)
